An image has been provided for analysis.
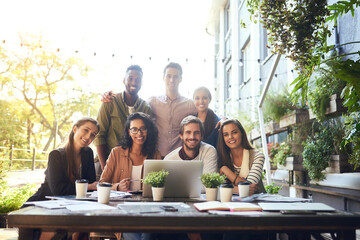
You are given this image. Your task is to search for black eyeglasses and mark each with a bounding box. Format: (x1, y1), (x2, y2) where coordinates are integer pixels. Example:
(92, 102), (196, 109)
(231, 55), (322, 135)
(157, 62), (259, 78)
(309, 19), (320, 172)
(130, 127), (148, 134)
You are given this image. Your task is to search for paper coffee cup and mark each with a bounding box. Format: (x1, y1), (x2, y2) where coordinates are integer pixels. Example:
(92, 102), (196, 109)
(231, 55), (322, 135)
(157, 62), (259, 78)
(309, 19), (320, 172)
(220, 183), (233, 202)
(75, 179), (88, 198)
(238, 181), (251, 198)
(97, 182), (112, 204)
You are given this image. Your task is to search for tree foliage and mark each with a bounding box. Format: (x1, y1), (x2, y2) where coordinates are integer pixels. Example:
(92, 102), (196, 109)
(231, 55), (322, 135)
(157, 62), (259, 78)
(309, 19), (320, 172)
(0, 34), (101, 151)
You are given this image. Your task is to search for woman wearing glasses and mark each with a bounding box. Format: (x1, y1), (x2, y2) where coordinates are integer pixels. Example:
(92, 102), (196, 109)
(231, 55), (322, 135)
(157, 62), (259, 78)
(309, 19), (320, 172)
(99, 112), (161, 192)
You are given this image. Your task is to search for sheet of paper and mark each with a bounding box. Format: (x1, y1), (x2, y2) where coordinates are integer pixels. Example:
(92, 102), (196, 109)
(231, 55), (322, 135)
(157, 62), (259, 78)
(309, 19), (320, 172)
(65, 202), (116, 211)
(23, 200), (67, 209)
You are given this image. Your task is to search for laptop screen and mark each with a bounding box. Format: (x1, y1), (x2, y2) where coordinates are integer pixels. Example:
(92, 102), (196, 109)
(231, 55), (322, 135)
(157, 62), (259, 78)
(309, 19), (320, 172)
(142, 160), (203, 198)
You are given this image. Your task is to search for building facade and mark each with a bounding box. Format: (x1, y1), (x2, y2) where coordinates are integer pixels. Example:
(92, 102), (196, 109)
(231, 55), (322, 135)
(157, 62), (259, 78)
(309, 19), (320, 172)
(206, 0), (294, 125)
(206, 0), (360, 212)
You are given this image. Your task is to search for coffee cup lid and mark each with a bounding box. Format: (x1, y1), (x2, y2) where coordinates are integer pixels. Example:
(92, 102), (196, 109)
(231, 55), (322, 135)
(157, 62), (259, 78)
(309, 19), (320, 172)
(220, 183), (234, 188)
(98, 182), (112, 187)
(75, 179), (89, 183)
(238, 181), (251, 185)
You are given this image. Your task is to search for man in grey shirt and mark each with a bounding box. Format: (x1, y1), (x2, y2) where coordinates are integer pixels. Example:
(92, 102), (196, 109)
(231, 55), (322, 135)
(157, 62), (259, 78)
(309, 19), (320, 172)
(164, 115), (218, 192)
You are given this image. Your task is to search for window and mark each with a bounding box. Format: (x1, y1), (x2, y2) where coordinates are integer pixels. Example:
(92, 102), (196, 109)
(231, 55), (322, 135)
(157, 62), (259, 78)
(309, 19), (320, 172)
(225, 2), (231, 35)
(224, 66), (232, 101)
(261, 27), (271, 60)
(242, 40), (251, 83)
(224, 1), (232, 59)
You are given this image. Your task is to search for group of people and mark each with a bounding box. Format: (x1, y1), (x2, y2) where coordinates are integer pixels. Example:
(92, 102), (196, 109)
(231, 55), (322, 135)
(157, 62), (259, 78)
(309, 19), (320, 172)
(25, 62), (265, 240)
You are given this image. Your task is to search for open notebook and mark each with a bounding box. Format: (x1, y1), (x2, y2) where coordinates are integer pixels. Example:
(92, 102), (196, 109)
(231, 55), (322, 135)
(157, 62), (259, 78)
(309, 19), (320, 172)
(142, 160), (203, 198)
(194, 201), (262, 212)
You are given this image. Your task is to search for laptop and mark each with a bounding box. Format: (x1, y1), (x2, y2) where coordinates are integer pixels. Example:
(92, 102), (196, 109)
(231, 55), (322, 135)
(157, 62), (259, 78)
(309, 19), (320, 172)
(258, 202), (336, 212)
(142, 160), (203, 198)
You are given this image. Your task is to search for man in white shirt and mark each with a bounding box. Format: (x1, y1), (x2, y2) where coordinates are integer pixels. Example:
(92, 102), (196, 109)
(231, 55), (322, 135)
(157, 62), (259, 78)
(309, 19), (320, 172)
(164, 115), (218, 193)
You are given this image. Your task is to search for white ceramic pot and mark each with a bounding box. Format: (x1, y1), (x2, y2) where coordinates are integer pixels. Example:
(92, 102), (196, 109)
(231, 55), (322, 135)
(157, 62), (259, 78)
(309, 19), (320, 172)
(205, 188), (218, 201)
(152, 187), (165, 201)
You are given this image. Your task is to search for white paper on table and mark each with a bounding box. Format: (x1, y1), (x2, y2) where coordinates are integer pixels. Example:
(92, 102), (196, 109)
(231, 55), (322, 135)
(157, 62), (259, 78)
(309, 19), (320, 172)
(65, 201), (116, 211)
(23, 200), (67, 209)
(24, 199), (91, 209)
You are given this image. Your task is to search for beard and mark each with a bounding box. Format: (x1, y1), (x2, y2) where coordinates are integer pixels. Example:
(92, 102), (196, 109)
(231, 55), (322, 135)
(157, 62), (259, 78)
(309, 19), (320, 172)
(184, 140), (200, 151)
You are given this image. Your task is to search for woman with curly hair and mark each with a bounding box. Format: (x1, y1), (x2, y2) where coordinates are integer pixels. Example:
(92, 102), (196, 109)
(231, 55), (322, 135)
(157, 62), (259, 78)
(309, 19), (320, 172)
(100, 112), (161, 192)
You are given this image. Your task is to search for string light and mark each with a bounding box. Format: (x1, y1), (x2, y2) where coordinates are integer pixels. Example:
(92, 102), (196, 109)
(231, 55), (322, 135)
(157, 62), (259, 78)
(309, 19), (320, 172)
(1, 39), (212, 63)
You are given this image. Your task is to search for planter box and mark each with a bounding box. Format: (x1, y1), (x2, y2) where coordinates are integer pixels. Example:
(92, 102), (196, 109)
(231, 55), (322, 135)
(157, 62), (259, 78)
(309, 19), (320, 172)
(284, 156), (304, 171)
(310, 173), (360, 190)
(279, 109), (309, 128)
(309, 108), (316, 120)
(309, 94), (346, 119)
(325, 94), (346, 115)
(265, 121), (287, 135)
(326, 155), (352, 173)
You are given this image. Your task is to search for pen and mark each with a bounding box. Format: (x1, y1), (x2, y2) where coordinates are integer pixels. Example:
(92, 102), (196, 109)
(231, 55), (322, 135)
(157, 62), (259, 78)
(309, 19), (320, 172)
(129, 179), (142, 182)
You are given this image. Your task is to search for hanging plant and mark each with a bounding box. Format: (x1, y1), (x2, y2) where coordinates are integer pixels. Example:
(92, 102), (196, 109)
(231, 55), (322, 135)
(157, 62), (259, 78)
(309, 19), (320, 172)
(247, 0), (360, 108)
(263, 90), (299, 123)
(248, 0), (330, 72)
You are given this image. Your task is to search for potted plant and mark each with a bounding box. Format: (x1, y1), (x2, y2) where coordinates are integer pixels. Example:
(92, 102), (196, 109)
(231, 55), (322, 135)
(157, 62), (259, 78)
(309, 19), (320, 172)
(143, 170), (169, 201)
(272, 142), (291, 168)
(201, 173), (226, 201)
(302, 119), (343, 181)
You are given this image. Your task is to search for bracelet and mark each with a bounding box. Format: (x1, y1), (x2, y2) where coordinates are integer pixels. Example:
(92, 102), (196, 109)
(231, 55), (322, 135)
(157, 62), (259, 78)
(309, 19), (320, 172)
(232, 175), (239, 186)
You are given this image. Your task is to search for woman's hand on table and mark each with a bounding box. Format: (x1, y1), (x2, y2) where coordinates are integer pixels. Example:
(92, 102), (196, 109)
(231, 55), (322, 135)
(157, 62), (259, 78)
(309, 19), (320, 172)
(88, 181), (98, 191)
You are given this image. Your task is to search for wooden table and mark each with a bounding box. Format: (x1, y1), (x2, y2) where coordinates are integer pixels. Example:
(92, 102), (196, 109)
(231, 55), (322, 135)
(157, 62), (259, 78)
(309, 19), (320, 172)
(8, 196), (360, 240)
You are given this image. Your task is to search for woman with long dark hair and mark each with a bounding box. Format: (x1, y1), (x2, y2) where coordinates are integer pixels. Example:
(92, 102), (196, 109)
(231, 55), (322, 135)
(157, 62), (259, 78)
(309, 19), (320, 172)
(217, 119), (266, 195)
(193, 86), (220, 148)
(100, 112), (161, 192)
(23, 118), (99, 240)
(26, 117), (99, 202)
